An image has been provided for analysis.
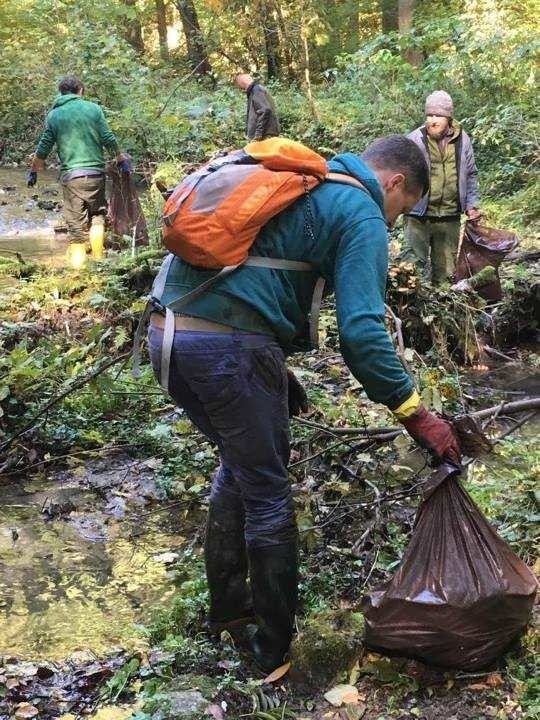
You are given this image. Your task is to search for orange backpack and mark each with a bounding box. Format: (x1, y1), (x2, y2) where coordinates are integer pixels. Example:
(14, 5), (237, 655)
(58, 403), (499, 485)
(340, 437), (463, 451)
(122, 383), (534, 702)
(162, 137), (329, 268)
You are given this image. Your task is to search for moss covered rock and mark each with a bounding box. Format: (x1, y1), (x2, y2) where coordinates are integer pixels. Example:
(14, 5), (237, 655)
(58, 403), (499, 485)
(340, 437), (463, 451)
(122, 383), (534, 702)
(289, 610), (364, 691)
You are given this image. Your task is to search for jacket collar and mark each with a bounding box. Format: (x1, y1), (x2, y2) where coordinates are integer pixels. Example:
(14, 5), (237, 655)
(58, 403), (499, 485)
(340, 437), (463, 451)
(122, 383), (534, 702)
(328, 153), (385, 215)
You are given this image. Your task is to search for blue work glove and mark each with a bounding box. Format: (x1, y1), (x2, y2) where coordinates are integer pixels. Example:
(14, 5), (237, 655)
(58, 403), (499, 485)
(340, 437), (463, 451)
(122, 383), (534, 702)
(26, 170), (37, 187)
(117, 154), (132, 174)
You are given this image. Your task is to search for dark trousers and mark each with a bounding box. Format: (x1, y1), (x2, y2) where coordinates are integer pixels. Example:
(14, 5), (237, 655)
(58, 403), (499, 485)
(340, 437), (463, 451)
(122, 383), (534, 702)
(147, 327), (296, 548)
(61, 175), (106, 242)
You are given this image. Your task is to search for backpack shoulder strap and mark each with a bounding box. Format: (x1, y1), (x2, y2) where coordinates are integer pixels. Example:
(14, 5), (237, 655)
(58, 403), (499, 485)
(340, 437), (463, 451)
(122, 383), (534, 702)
(325, 172), (368, 193)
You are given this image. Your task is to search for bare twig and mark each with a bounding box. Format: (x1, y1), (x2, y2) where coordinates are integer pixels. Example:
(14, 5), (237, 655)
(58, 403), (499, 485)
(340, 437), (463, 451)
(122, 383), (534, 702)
(493, 411), (538, 443)
(294, 398), (540, 439)
(386, 303), (412, 374)
(0, 351), (131, 454)
(482, 345), (516, 363)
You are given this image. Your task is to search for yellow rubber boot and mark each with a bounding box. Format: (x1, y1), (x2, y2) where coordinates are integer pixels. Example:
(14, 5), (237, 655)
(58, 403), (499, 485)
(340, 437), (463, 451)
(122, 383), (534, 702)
(67, 242), (87, 270)
(89, 216), (105, 260)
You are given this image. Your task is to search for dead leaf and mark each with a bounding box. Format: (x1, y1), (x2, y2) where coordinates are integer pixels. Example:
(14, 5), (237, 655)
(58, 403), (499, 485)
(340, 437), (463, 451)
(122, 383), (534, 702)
(486, 672), (504, 687)
(15, 704), (39, 719)
(324, 684), (360, 707)
(205, 704), (225, 720)
(341, 703), (367, 720)
(217, 659), (235, 670)
(263, 661), (291, 683)
(348, 660), (360, 686)
(466, 682), (489, 691)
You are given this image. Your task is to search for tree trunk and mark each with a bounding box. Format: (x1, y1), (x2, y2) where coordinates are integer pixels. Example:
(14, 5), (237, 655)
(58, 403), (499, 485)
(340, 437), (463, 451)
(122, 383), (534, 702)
(175, 0), (212, 74)
(272, 0), (296, 82)
(155, 0), (169, 62)
(380, 0), (398, 32)
(299, 10), (320, 122)
(398, 0), (422, 66)
(259, 0), (280, 79)
(123, 0), (145, 54)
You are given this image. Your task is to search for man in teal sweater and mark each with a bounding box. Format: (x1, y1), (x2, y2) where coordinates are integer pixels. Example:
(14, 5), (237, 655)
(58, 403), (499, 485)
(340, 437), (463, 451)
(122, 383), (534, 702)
(28, 75), (128, 265)
(147, 136), (462, 672)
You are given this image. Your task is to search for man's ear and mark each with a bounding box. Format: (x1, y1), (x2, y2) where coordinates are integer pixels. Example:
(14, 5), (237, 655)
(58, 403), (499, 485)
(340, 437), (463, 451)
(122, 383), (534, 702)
(386, 172), (405, 191)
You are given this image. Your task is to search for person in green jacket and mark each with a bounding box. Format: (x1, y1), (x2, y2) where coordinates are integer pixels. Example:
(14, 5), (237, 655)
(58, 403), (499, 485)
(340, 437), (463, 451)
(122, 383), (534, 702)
(27, 75), (129, 267)
(147, 135), (462, 673)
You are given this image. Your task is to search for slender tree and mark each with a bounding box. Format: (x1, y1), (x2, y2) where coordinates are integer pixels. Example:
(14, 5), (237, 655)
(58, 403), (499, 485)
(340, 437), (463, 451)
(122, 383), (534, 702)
(299, 4), (320, 121)
(123, 0), (145, 54)
(380, 0), (398, 32)
(175, 0), (212, 74)
(155, 0), (169, 61)
(259, 0), (280, 79)
(398, 0), (423, 66)
(272, 0), (296, 82)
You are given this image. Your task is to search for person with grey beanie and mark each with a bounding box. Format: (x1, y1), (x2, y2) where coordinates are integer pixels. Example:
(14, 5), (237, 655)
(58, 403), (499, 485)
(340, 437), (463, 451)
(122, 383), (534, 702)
(401, 90), (481, 284)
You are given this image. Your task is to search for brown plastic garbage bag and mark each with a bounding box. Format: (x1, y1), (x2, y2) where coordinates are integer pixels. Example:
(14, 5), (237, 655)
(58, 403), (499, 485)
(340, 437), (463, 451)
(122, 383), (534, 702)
(455, 221), (520, 301)
(363, 463), (537, 671)
(107, 163), (149, 246)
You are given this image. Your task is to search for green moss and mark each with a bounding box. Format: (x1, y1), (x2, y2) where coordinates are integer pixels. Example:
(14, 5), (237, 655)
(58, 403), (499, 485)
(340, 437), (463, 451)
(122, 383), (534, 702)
(290, 609), (364, 690)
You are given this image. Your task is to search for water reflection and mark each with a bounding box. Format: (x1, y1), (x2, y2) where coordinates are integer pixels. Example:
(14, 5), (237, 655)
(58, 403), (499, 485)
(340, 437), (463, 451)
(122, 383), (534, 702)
(0, 470), (192, 660)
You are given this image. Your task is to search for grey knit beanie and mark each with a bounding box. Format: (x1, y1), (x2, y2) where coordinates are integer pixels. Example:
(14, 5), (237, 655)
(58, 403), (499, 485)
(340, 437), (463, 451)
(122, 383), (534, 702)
(425, 90), (454, 118)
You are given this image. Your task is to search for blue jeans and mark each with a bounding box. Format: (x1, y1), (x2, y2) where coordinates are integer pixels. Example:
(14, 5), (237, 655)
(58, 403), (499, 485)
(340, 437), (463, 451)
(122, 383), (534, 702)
(147, 327), (295, 548)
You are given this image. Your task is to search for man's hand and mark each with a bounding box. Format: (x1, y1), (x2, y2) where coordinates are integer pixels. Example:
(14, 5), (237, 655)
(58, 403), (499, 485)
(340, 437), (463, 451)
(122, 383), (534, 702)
(287, 370), (309, 418)
(26, 170), (37, 188)
(401, 404), (462, 465)
(116, 152), (132, 174)
(466, 207), (482, 222)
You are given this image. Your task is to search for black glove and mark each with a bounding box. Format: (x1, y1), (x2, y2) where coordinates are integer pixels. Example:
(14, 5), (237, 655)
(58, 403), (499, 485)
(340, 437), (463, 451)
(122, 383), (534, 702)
(117, 153), (132, 174)
(26, 170), (37, 187)
(287, 370), (309, 418)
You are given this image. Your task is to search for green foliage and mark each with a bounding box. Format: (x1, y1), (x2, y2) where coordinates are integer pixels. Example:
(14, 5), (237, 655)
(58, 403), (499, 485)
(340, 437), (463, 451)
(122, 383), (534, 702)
(104, 657), (140, 702)
(2, 0), (538, 251)
(147, 548), (208, 645)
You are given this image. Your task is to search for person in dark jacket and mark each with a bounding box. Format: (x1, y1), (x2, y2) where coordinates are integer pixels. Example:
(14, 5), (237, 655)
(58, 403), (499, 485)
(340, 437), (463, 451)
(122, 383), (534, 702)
(27, 75), (129, 267)
(147, 136), (462, 673)
(402, 90), (481, 284)
(235, 73), (280, 140)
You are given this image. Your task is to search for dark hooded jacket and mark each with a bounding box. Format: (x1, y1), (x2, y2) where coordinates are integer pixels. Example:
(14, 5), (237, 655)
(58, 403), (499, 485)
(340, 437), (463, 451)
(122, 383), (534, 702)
(246, 82), (280, 140)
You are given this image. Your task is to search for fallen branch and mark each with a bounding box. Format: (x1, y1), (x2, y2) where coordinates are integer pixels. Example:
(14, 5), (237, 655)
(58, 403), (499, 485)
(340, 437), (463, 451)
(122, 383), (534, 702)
(0, 351), (131, 455)
(386, 303), (412, 374)
(482, 345), (516, 363)
(294, 398), (540, 438)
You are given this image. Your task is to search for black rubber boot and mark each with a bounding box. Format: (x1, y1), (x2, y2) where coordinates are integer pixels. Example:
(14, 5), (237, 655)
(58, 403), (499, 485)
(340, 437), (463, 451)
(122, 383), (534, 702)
(204, 500), (253, 633)
(247, 540), (298, 673)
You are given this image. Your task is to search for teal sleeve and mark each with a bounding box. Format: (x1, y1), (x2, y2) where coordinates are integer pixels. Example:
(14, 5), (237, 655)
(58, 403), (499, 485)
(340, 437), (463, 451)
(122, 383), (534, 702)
(97, 108), (119, 154)
(35, 118), (56, 159)
(334, 216), (414, 409)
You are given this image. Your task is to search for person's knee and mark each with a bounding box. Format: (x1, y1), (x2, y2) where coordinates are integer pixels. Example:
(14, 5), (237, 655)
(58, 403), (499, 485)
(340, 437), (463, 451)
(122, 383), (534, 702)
(211, 464), (242, 506)
(244, 491), (297, 548)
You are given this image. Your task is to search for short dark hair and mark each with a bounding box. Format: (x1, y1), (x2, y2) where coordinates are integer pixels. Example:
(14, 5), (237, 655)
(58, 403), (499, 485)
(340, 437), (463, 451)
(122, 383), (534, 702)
(58, 75), (84, 95)
(361, 135), (429, 197)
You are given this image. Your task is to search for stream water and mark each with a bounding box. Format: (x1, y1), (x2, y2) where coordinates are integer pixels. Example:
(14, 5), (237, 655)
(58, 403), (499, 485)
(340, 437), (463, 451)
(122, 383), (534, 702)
(0, 169), (199, 664)
(0, 168), (70, 268)
(0, 455), (198, 661)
